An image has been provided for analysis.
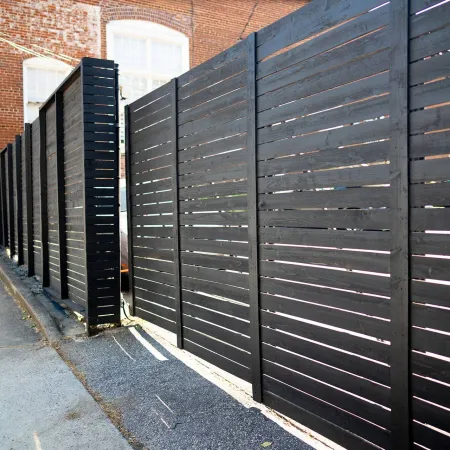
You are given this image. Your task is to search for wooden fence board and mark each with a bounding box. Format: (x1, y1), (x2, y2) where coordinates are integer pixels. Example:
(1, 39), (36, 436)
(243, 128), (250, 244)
(257, 4), (388, 79)
(263, 377), (389, 449)
(262, 344), (390, 407)
(261, 326), (389, 386)
(258, 27), (389, 98)
(0, 151), (7, 247)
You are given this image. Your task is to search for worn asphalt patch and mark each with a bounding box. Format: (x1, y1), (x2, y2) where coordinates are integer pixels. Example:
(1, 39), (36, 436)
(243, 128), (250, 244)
(59, 327), (313, 450)
(0, 281), (39, 347)
(0, 282), (132, 450)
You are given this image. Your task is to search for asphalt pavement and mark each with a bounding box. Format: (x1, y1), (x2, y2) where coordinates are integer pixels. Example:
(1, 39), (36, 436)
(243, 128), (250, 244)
(0, 281), (132, 450)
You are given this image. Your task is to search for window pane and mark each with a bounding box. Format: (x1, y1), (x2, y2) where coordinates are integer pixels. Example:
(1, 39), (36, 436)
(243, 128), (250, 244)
(26, 67), (68, 103)
(152, 79), (169, 90)
(151, 41), (182, 74)
(113, 34), (147, 70)
(118, 74), (150, 151)
(27, 67), (39, 103)
(120, 74), (148, 102)
(26, 104), (40, 123)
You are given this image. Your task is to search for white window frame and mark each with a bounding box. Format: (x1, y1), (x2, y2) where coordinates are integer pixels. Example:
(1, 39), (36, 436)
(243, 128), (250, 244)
(23, 57), (72, 123)
(106, 20), (189, 98)
(107, 20), (189, 152)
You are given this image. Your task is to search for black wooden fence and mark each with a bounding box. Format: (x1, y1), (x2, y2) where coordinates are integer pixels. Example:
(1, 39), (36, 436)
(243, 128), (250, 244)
(126, 1), (450, 449)
(0, 57), (121, 329)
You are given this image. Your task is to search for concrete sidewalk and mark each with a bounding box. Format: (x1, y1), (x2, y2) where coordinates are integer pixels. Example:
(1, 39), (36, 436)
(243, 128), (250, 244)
(0, 282), (132, 450)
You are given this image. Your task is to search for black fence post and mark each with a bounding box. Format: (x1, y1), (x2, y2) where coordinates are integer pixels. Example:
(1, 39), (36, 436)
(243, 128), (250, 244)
(55, 91), (68, 298)
(1, 150), (8, 247)
(246, 32), (262, 403)
(124, 104), (135, 315)
(7, 143), (15, 258)
(15, 134), (24, 265)
(390, 1), (411, 448)
(114, 62), (122, 296)
(24, 123), (34, 276)
(80, 57), (121, 332)
(0, 150), (3, 247)
(171, 77), (183, 349)
(39, 109), (49, 287)
(80, 61), (91, 332)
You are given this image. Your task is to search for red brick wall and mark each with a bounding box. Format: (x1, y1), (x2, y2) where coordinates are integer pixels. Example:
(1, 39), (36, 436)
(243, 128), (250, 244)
(121, 153), (126, 180)
(0, 0), (307, 146)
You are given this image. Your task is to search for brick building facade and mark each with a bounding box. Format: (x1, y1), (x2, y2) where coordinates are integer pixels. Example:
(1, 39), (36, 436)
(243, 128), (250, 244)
(0, 0), (307, 152)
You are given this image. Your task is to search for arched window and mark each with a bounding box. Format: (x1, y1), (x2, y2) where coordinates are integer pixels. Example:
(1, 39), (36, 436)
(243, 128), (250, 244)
(107, 20), (189, 150)
(23, 57), (72, 122)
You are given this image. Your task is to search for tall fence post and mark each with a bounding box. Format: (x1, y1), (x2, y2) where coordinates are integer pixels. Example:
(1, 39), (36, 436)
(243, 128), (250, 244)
(246, 32), (262, 403)
(55, 91), (68, 298)
(390, 0), (411, 448)
(171, 77), (183, 349)
(1, 150), (8, 247)
(7, 143), (15, 257)
(80, 61), (91, 331)
(0, 150), (3, 247)
(23, 123), (34, 275)
(39, 109), (49, 287)
(15, 134), (24, 265)
(124, 104), (135, 315)
(80, 57), (121, 332)
(0, 172), (2, 247)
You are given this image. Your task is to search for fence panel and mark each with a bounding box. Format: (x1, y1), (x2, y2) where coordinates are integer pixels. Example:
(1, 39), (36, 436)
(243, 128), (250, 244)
(45, 102), (61, 294)
(127, 83), (177, 332)
(11, 139), (17, 258)
(21, 132), (27, 265)
(31, 117), (42, 279)
(178, 43), (251, 382)
(81, 58), (121, 327)
(0, 149), (7, 247)
(408, 1), (450, 448)
(21, 128), (28, 269)
(6, 143), (14, 256)
(13, 135), (24, 264)
(0, 151), (3, 246)
(256, 2), (391, 449)
(64, 73), (86, 309)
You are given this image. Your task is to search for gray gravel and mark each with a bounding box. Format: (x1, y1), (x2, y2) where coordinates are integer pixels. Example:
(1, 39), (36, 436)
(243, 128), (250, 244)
(59, 327), (313, 450)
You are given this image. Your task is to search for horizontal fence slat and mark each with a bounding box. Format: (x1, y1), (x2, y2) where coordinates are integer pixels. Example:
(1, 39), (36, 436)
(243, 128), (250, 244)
(183, 339), (251, 382)
(263, 359), (390, 429)
(261, 326), (389, 386)
(181, 264), (248, 289)
(183, 314), (250, 352)
(263, 378), (389, 450)
(182, 299), (249, 333)
(264, 392), (384, 450)
(260, 277), (389, 319)
(182, 275), (248, 303)
(262, 344), (390, 407)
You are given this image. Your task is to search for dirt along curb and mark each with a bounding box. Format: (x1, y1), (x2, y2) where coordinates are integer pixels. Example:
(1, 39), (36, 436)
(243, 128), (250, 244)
(0, 257), (84, 344)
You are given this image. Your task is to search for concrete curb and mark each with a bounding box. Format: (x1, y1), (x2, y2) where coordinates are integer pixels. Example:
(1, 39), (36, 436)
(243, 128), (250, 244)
(0, 260), (63, 344)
